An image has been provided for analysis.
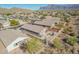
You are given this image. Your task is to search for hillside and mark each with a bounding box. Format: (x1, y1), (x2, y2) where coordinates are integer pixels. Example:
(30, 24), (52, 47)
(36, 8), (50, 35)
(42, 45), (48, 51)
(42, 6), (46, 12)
(0, 8), (32, 14)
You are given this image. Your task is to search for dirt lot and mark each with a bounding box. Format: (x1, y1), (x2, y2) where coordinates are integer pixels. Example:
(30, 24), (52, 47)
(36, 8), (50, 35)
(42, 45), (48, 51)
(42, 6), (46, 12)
(0, 41), (25, 54)
(10, 47), (25, 54)
(0, 41), (7, 54)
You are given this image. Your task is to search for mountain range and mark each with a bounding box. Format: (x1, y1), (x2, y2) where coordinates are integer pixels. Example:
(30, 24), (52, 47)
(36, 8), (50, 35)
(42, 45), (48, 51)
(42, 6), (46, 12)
(39, 4), (79, 10)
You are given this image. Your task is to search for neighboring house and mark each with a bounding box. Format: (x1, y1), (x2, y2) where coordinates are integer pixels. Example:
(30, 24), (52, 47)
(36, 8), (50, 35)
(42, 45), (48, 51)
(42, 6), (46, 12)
(20, 16), (61, 39)
(0, 29), (29, 52)
(20, 24), (47, 39)
(28, 15), (41, 21)
(0, 15), (6, 20)
(0, 20), (10, 28)
(0, 20), (6, 25)
(34, 16), (60, 27)
(20, 16), (61, 45)
(8, 15), (17, 19)
(0, 15), (6, 22)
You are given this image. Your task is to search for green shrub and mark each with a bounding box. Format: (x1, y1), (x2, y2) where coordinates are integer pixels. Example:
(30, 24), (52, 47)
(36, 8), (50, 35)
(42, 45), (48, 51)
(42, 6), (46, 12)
(53, 37), (63, 49)
(26, 37), (43, 53)
(64, 16), (69, 22)
(6, 13), (12, 16)
(66, 36), (77, 46)
(43, 14), (48, 16)
(9, 20), (20, 26)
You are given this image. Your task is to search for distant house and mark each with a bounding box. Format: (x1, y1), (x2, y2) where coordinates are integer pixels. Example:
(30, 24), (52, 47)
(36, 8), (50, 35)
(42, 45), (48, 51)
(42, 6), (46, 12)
(0, 20), (10, 29)
(28, 17), (41, 22)
(0, 15), (6, 20)
(34, 16), (60, 27)
(0, 20), (6, 25)
(8, 15), (17, 19)
(0, 15), (10, 28)
(0, 29), (29, 52)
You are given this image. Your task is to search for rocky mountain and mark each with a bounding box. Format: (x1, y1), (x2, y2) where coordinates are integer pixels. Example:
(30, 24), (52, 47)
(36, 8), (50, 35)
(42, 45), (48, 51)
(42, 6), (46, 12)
(39, 4), (79, 10)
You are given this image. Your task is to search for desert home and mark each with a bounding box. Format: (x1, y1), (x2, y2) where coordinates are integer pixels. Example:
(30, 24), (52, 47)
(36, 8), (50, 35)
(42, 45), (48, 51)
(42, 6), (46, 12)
(0, 29), (30, 53)
(20, 16), (62, 46)
(20, 16), (61, 37)
(34, 16), (60, 27)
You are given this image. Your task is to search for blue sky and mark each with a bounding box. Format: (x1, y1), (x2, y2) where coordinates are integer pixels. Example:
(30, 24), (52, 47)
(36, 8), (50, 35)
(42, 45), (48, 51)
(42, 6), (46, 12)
(0, 4), (48, 10)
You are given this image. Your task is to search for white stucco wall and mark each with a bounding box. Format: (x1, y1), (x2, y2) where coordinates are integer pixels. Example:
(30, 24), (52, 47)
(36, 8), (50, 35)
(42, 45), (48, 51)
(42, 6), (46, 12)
(3, 22), (10, 28)
(40, 28), (48, 40)
(6, 37), (29, 52)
